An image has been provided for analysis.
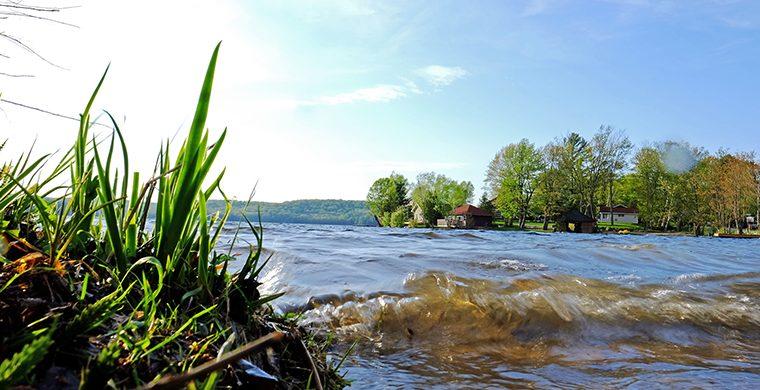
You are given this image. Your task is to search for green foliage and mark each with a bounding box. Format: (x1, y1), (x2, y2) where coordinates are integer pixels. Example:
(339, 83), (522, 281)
(203, 199), (374, 226)
(0, 44), (347, 389)
(389, 207), (408, 227)
(633, 147), (669, 229)
(477, 193), (495, 214)
(154, 42), (227, 266)
(0, 327), (54, 386)
(630, 143), (758, 233)
(485, 139), (544, 228)
(366, 173), (409, 226)
(65, 284), (131, 337)
(411, 172), (473, 226)
(495, 178), (520, 222)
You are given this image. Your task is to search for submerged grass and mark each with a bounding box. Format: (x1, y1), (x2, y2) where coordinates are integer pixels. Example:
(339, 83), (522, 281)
(0, 43), (348, 389)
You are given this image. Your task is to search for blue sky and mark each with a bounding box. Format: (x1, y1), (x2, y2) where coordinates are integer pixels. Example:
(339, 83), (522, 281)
(2, 0), (759, 201)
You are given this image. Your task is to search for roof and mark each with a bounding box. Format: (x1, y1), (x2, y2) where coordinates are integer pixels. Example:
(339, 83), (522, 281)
(452, 204), (493, 217)
(557, 210), (596, 223)
(599, 205), (638, 214)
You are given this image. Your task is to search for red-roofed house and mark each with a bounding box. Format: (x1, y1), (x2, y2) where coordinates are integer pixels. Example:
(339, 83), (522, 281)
(441, 204), (494, 228)
(598, 205), (639, 224)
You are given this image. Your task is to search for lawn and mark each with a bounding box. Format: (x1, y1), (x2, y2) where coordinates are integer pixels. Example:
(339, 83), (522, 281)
(491, 220), (548, 230)
(597, 221), (643, 231)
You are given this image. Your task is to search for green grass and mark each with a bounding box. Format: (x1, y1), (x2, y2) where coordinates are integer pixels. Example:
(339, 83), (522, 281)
(0, 44), (347, 389)
(596, 222), (643, 231)
(492, 220), (645, 232)
(491, 220), (547, 230)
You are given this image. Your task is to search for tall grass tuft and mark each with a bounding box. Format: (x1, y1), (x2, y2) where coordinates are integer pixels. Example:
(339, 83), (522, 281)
(0, 43), (348, 388)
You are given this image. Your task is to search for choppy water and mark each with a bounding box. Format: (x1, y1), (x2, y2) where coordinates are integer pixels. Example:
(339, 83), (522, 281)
(220, 223), (760, 388)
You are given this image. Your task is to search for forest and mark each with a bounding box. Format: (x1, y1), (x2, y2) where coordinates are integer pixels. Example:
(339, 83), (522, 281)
(204, 199), (375, 226)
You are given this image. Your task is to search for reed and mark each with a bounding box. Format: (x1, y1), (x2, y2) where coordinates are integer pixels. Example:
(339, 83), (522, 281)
(0, 44), (348, 388)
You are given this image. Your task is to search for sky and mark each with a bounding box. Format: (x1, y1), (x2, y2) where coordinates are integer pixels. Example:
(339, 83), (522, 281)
(1, 0), (759, 202)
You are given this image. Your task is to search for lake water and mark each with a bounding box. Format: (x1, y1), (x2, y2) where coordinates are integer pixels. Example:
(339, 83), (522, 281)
(221, 223), (760, 388)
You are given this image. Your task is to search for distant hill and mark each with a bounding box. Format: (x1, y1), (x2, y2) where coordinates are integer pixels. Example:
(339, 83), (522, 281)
(205, 199), (376, 226)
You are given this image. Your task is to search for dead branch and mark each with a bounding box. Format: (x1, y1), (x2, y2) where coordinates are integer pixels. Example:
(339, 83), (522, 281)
(0, 98), (113, 129)
(142, 331), (286, 390)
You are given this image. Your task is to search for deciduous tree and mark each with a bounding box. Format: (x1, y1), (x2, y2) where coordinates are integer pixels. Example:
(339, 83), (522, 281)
(411, 172), (473, 226)
(485, 139), (545, 229)
(366, 172), (409, 226)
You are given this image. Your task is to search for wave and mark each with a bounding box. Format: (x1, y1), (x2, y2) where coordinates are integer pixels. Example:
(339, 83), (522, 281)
(453, 232), (486, 240)
(297, 271), (760, 366)
(671, 271), (760, 284)
(385, 231), (449, 239)
(601, 242), (658, 251)
(472, 258), (547, 272)
(399, 252), (421, 258)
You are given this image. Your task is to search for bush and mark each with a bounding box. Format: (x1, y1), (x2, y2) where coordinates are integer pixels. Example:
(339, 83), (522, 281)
(389, 207), (408, 227)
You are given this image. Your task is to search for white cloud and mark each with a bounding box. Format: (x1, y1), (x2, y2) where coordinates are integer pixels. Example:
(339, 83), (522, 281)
(415, 65), (469, 87)
(311, 84), (407, 105)
(298, 78), (426, 107)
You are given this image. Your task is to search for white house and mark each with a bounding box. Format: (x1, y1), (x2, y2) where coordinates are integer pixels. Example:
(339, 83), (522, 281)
(411, 202), (425, 224)
(598, 205), (639, 224)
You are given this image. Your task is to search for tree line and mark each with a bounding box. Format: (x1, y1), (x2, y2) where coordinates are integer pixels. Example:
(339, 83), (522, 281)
(368, 125), (760, 234)
(186, 199), (375, 226)
(366, 172), (474, 227)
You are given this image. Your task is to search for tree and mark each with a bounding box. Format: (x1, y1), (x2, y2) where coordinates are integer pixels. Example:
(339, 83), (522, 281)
(411, 172), (474, 226)
(754, 157), (760, 230)
(555, 132), (590, 213)
(478, 192), (495, 215)
(537, 127), (633, 222)
(687, 157), (719, 235)
(532, 143), (566, 230)
(366, 172), (409, 226)
(485, 139), (545, 229)
(613, 173), (637, 208)
(388, 207), (408, 227)
(633, 147), (667, 230)
(716, 153), (756, 234)
(591, 126), (633, 225)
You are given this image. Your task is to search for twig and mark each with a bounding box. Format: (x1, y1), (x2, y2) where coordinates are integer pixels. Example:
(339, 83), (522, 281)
(0, 10), (79, 28)
(0, 98), (112, 128)
(300, 337), (324, 390)
(0, 71), (33, 77)
(0, 31), (64, 68)
(142, 331), (285, 390)
(0, 2), (79, 13)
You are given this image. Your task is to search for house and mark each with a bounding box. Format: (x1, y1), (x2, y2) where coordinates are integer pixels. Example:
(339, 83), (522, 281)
(411, 202), (425, 224)
(598, 205), (639, 224)
(746, 216), (758, 230)
(444, 204), (494, 229)
(556, 210), (596, 233)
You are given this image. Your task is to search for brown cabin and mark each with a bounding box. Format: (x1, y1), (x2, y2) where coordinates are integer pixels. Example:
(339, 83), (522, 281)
(556, 210), (596, 233)
(447, 204), (493, 229)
